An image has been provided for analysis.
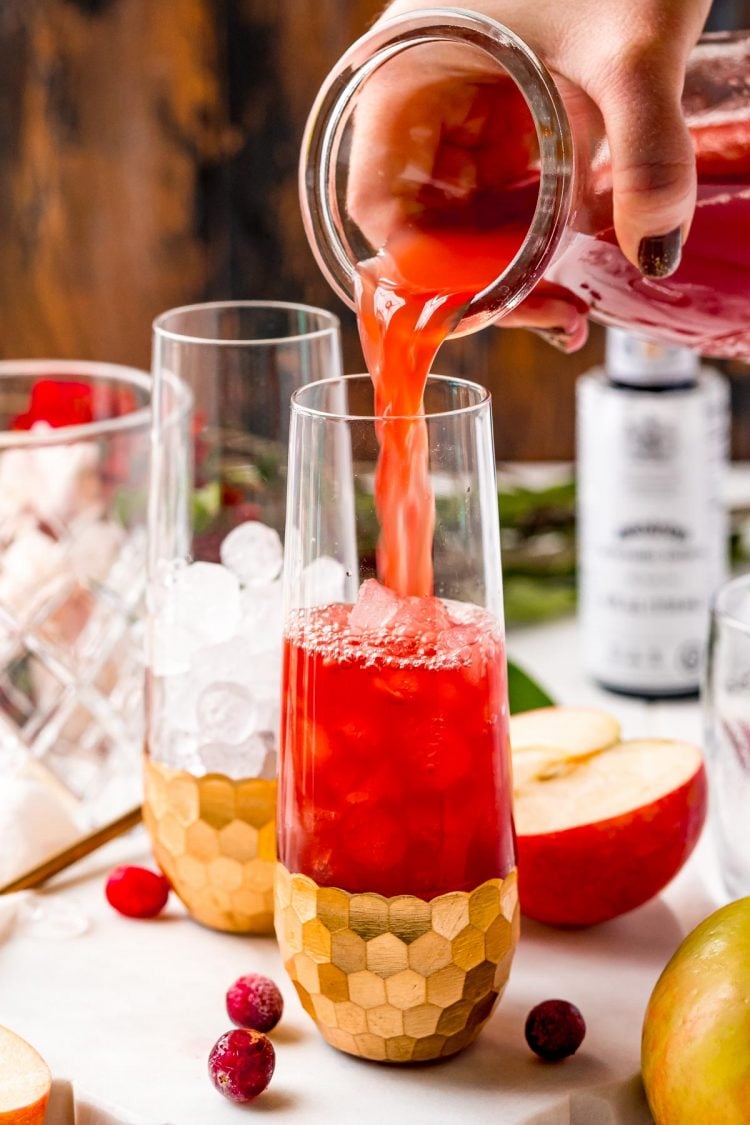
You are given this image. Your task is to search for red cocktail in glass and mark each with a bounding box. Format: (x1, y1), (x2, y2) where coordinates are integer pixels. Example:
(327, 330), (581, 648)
(279, 587), (515, 901)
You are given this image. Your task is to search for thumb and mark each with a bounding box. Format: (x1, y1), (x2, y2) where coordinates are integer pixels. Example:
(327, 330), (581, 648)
(592, 54), (696, 277)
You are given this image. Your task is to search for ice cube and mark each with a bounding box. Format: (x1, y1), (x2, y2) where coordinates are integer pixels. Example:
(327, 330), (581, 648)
(300, 556), (347, 608)
(30, 437), (102, 526)
(155, 633), (282, 741)
(150, 730), (202, 773)
(149, 622), (198, 677)
(349, 579), (399, 633)
(438, 621), (480, 658)
(67, 518), (125, 585)
(198, 734), (269, 780)
(0, 449), (35, 528)
(166, 561), (241, 646)
(220, 521), (283, 586)
(153, 669), (202, 733)
(238, 579), (284, 653)
(192, 636), (282, 709)
(0, 527), (72, 616)
(0, 437), (100, 537)
(191, 635), (260, 687)
(197, 682), (258, 745)
(393, 594), (451, 638)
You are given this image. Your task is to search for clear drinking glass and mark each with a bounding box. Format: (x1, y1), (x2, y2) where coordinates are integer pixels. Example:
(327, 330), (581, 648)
(705, 572), (750, 898)
(145, 301), (342, 933)
(0, 360), (150, 827)
(275, 374), (518, 1064)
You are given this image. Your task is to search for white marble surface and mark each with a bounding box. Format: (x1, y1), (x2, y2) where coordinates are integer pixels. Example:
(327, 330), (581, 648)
(0, 617), (727, 1125)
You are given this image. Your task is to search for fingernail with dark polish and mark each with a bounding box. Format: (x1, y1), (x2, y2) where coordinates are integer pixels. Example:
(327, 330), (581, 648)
(638, 228), (683, 278)
(531, 327), (576, 354)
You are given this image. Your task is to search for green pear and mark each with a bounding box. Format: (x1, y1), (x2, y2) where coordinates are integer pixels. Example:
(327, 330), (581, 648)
(642, 897), (750, 1124)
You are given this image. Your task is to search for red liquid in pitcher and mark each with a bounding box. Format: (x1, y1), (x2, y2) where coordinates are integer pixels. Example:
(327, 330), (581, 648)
(279, 587), (515, 899)
(550, 117), (750, 357)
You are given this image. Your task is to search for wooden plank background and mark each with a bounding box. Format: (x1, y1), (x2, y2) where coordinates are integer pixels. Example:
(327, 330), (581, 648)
(0, 0), (748, 459)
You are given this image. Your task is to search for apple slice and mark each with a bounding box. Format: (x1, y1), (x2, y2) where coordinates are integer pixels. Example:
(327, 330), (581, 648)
(510, 707), (622, 789)
(514, 739), (707, 926)
(0, 1026), (51, 1124)
(510, 706), (621, 758)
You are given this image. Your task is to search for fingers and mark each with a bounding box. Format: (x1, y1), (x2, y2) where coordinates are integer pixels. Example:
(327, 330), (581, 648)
(497, 285), (590, 351)
(590, 45), (697, 276)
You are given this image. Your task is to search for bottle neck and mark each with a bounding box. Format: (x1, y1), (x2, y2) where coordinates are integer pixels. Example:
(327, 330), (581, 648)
(300, 7), (574, 334)
(604, 328), (700, 390)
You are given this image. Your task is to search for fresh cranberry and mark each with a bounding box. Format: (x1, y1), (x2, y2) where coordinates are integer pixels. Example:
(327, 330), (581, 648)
(105, 865), (170, 918)
(208, 1029), (275, 1103)
(524, 999), (586, 1061)
(226, 973), (284, 1032)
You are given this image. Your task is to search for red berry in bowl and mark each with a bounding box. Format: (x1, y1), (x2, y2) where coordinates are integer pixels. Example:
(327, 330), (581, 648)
(105, 865), (170, 918)
(524, 999), (586, 1061)
(208, 1029), (275, 1103)
(226, 973), (284, 1032)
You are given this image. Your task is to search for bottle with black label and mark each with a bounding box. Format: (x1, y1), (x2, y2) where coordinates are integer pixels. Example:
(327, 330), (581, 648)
(577, 328), (729, 697)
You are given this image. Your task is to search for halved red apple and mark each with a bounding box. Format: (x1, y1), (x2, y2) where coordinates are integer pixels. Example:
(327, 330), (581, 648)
(513, 737), (707, 926)
(0, 1025), (51, 1124)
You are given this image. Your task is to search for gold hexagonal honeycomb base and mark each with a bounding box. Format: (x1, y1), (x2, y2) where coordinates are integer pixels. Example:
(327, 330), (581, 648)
(275, 863), (519, 1062)
(143, 756), (276, 934)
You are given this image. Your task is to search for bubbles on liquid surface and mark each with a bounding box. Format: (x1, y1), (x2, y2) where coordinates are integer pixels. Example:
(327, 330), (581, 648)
(288, 579), (500, 672)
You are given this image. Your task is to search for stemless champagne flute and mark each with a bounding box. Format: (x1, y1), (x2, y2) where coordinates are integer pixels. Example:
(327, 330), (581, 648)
(275, 374), (518, 1063)
(145, 301), (342, 933)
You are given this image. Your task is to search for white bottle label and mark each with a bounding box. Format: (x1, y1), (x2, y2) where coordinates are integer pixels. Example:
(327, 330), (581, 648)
(577, 371), (729, 694)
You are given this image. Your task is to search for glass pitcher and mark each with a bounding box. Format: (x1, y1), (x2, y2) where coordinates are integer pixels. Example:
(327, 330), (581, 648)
(300, 7), (750, 356)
